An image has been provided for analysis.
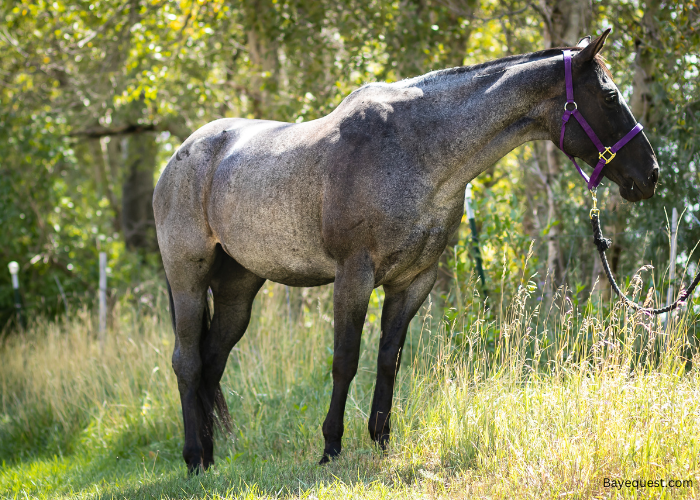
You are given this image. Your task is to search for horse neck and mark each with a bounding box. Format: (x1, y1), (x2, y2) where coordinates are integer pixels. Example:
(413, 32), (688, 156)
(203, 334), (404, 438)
(404, 54), (561, 200)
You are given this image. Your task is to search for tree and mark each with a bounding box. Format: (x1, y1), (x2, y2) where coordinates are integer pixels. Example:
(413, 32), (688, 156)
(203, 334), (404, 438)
(534, 0), (594, 290)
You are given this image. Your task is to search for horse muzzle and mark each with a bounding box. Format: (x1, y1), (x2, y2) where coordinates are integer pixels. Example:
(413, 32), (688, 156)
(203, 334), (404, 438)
(619, 167), (657, 202)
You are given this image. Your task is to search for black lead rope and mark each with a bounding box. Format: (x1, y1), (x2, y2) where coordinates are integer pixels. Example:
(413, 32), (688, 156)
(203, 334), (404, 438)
(590, 213), (700, 314)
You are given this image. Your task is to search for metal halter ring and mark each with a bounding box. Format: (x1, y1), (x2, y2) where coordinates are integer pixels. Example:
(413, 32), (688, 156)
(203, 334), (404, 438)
(589, 188), (600, 220)
(564, 101), (577, 111)
(599, 147), (617, 164)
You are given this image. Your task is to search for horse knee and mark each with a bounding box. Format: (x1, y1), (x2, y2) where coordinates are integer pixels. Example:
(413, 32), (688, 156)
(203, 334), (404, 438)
(332, 353), (359, 384)
(377, 346), (401, 378)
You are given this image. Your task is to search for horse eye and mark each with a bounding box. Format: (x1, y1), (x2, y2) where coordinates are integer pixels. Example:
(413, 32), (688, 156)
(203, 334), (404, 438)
(605, 93), (617, 103)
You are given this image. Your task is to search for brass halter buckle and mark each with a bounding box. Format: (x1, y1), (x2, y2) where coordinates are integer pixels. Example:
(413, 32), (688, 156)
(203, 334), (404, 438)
(599, 147), (616, 164)
(589, 189), (600, 220)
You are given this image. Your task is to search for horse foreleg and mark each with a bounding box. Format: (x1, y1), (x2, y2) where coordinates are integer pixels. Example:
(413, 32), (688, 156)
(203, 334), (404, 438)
(368, 264), (437, 450)
(199, 255), (265, 466)
(320, 250), (375, 464)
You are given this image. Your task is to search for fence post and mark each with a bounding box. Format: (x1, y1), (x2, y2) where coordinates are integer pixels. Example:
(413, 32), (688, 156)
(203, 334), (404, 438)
(8, 261), (24, 329)
(285, 285), (292, 338)
(665, 208), (679, 329)
(464, 184), (488, 300)
(54, 275), (69, 316)
(99, 252), (107, 349)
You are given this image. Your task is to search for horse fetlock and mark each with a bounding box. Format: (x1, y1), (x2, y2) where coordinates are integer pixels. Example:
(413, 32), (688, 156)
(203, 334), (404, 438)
(321, 422), (343, 442)
(373, 434), (390, 453)
(183, 445), (204, 474)
(319, 442), (342, 465)
(186, 460), (206, 476)
(368, 412), (391, 443)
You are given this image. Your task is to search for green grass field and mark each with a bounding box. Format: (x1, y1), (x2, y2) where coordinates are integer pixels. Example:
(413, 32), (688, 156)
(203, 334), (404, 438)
(1, 280), (700, 499)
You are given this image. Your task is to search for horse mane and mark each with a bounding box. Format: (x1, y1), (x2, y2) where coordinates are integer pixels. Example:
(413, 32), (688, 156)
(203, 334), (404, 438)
(394, 46), (612, 89)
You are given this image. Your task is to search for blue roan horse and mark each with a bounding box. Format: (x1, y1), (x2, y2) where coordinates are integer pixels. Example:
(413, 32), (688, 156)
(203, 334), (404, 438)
(153, 30), (658, 472)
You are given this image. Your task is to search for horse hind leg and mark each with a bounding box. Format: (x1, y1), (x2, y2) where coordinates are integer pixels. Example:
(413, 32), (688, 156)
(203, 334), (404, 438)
(198, 249), (266, 466)
(163, 242), (218, 474)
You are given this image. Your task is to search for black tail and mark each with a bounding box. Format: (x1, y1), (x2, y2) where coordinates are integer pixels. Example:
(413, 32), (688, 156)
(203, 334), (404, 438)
(201, 287), (232, 434)
(201, 288), (231, 433)
(166, 278), (177, 334)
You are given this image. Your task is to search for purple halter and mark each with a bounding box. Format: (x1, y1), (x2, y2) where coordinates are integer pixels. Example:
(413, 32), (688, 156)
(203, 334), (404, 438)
(559, 50), (643, 190)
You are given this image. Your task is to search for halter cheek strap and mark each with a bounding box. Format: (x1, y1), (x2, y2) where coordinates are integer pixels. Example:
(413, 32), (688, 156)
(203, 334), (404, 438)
(559, 50), (644, 190)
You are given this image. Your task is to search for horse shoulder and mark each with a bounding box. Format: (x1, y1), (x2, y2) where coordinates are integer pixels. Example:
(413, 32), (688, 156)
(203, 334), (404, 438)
(320, 87), (428, 261)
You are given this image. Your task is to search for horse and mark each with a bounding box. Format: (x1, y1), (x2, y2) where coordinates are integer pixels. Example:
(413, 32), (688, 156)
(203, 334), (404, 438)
(153, 29), (659, 473)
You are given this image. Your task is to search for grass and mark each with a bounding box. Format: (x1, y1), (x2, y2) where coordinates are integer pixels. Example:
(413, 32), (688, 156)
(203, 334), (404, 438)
(1, 272), (700, 499)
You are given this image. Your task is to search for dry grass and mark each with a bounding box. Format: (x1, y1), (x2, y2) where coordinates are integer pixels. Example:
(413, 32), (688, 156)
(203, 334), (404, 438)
(1, 274), (700, 499)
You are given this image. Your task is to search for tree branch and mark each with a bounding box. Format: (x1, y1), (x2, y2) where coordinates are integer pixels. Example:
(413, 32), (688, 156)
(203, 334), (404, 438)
(69, 123), (157, 138)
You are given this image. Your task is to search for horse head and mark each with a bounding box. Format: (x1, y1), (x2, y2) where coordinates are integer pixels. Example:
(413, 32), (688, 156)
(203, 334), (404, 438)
(554, 29), (659, 202)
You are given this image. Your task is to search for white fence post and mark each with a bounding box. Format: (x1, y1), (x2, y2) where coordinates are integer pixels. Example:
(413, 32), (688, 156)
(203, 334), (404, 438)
(663, 207), (679, 331)
(666, 207), (679, 308)
(54, 275), (69, 316)
(8, 261), (23, 328)
(99, 252), (107, 349)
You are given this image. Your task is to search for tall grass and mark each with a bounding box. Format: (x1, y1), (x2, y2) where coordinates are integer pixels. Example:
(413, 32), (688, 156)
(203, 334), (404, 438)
(1, 269), (699, 499)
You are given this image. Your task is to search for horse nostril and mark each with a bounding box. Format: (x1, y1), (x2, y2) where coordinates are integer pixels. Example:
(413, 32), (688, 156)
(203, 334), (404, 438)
(649, 167), (659, 185)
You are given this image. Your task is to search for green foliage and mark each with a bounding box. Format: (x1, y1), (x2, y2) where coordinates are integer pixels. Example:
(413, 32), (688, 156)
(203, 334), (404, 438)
(1, 0), (699, 331)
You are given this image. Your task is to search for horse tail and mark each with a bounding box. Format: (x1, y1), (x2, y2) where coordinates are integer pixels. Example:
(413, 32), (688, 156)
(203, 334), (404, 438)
(201, 287), (232, 434)
(166, 277), (176, 334)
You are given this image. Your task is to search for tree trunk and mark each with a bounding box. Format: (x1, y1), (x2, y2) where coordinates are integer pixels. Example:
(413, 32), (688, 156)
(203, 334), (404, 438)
(87, 138), (122, 233)
(544, 141), (566, 285)
(536, 0), (592, 289)
(629, 0), (661, 126)
(539, 0), (592, 48)
(590, 0), (660, 300)
(121, 132), (158, 251)
(244, 0), (280, 119)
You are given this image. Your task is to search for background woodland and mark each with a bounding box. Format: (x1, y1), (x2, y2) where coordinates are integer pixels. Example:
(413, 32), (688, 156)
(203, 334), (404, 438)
(1, 0), (699, 327)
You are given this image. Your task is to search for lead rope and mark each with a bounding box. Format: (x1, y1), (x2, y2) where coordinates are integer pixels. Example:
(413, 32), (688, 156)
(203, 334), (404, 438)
(589, 191), (700, 314)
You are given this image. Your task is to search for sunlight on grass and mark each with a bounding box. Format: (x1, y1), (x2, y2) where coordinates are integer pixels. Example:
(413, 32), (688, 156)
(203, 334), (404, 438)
(1, 277), (699, 499)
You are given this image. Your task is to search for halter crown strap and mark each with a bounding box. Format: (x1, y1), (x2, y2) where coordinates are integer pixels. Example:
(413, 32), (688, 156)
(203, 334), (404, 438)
(558, 50), (644, 190)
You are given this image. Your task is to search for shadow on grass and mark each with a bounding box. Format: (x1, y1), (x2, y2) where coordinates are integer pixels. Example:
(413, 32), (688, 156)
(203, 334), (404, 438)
(86, 448), (425, 500)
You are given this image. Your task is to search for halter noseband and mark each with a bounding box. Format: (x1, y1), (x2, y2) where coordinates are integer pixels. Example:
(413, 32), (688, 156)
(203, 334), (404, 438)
(559, 50), (643, 190)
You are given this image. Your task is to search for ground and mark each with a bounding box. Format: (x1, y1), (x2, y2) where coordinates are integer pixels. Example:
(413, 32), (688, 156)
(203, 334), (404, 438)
(1, 283), (699, 499)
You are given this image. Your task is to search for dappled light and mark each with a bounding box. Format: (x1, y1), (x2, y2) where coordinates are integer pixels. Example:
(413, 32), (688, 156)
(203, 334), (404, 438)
(1, 0), (699, 498)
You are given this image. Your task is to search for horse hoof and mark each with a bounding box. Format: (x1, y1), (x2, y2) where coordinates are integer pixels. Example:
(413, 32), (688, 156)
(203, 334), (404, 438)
(375, 435), (390, 453)
(319, 446), (341, 465)
(187, 459), (206, 476)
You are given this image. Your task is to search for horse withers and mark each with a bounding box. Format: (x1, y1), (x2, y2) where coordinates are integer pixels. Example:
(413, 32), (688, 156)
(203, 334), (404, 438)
(153, 29), (658, 473)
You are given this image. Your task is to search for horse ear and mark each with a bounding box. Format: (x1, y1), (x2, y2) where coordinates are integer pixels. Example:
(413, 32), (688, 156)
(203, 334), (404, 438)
(574, 28), (611, 63)
(576, 36), (591, 48)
